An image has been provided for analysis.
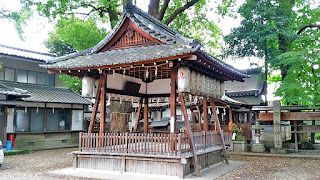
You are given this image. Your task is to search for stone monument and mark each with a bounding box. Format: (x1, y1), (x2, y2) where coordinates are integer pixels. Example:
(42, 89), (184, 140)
(270, 100), (287, 154)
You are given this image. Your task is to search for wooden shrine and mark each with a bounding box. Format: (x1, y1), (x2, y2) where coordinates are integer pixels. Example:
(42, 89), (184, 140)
(42, 2), (248, 178)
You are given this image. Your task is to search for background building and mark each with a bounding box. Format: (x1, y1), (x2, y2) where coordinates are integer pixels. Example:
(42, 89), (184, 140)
(0, 44), (91, 150)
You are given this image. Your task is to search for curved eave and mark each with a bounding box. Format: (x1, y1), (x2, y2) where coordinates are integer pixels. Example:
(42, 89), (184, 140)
(194, 51), (249, 82)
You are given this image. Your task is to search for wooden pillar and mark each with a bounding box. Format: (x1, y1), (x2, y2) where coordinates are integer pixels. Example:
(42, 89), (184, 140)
(203, 97), (208, 132)
(99, 73), (107, 135)
(179, 93), (201, 177)
(294, 121), (298, 153)
(88, 76), (102, 133)
(228, 107), (233, 138)
(170, 66), (177, 133)
(210, 99), (229, 164)
(144, 97), (148, 133)
(133, 98), (143, 132)
(3, 107), (7, 148)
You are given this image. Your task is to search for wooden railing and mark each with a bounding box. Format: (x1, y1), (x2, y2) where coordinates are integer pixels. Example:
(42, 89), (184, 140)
(79, 131), (230, 157)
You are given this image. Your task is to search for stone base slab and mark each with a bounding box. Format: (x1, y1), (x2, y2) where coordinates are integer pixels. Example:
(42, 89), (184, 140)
(251, 143), (265, 153)
(270, 148), (287, 154)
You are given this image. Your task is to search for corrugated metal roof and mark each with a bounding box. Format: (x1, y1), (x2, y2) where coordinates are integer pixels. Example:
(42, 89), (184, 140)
(0, 44), (55, 61)
(0, 81), (91, 105)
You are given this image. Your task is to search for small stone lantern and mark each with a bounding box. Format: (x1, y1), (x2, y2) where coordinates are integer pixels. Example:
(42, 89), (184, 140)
(251, 121), (265, 153)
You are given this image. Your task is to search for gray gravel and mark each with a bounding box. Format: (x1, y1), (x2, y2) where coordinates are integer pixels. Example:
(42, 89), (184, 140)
(0, 148), (92, 180)
(218, 155), (320, 180)
(1, 148), (320, 180)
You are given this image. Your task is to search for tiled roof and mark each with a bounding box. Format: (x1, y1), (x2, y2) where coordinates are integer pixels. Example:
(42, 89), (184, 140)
(0, 81), (91, 104)
(225, 71), (265, 97)
(0, 82), (30, 97)
(42, 44), (196, 69)
(0, 44), (55, 62)
(43, 2), (247, 78)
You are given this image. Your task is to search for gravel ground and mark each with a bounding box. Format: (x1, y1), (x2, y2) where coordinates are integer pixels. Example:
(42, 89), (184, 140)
(218, 155), (320, 180)
(1, 148), (320, 180)
(0, 148), (93, 180)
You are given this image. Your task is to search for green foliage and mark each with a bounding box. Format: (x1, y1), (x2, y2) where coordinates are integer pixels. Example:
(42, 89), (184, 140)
(53, 16), (107, 51)
(232, 124), (244, 141)
(164, 0), (222, 54)
(44, 31), (76, 56)
(0, 6), (33, 39)
(315, 133), (320, 140)
(4, 149), (30, 156)
(225, 0), (320, 107)
(44, 16), (106, 92)
(59, 74), (82, 94)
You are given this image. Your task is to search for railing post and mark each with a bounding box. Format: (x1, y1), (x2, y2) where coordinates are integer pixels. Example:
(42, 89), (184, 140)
(125, 132), (129, 153)
(202, 131), (206, 148)
(79, 132), (82, 151)
(178, 133), (182, 157)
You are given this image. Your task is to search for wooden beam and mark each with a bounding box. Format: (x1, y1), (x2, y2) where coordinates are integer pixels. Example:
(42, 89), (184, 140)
(100, 73), (107, 134)
(203, 97), (208, 132)
(259, 112), (320, 121)
(183, 55), (197, 60)
(144, 97), (148, 133)
(133, 98), (143, 132)
(170, 65), (178, 133)
(209, 99), (229, 164)
(179, 93), (201, 177)
(88, 75), (102, 133)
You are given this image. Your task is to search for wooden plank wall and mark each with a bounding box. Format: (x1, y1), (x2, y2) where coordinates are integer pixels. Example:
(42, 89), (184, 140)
(259, 112), (320, 121)
(75, 149), (223, 179)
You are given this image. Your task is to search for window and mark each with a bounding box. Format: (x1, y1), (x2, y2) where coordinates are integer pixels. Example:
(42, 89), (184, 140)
(16, 109), (29, 132)
(72, 110), (83, 130)
(37, 72), (46, 85)
(46, 74), (55, 86)
(28, 71), (37, 84)
(0, 68), (3, 80)
(17, 70), (28, 83)
(16, 70), (55, 86)
(4, 68), (15, 81)
(46, 109), (70, 131)
(30, 108), (44, 131)
(238, 113), (248, 123)
(15, 108), (45, 132)
(18, 70), (38, 84)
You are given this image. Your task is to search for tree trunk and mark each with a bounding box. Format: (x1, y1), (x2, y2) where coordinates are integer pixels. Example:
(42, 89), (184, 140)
(148, 0), (160, 18)
(110, 101), (132, 132)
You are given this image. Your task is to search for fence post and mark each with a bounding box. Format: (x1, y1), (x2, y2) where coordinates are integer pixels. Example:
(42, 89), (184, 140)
(79, 132), (82, 151)
(125, 132), (129, 153)
(178, 133), (182, 157)
(202, 131), (206, 148)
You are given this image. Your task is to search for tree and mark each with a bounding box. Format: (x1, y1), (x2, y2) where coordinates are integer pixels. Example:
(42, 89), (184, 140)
(225, 0), (320, 106)
(275, 3), (320, 106)
(1, 0), (228, 52)
(44, 16), (107, 92)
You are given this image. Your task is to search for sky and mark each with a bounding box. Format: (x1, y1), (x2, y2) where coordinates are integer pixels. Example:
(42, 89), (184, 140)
(0, 0), (278, 99)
